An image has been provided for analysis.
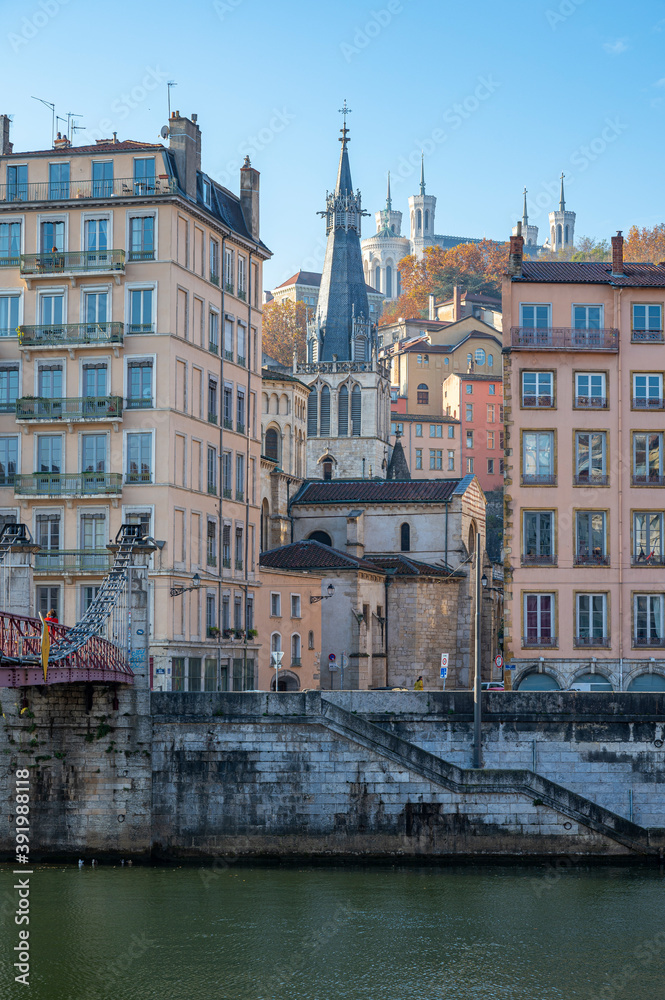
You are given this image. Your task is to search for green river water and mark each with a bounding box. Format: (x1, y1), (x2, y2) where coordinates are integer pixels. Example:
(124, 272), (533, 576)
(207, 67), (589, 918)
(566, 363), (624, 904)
(1, 861), (664, 1000)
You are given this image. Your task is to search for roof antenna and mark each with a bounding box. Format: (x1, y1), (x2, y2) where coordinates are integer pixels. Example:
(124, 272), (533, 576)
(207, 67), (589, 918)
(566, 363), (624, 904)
(31, 96), (56, 147)
(167, 80), (177, 119)
(67, 112), (84, 143)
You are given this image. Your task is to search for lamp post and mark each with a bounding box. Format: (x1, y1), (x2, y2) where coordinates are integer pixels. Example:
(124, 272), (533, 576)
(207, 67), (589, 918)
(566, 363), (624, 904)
(271, 649), (284, 691)
(170, 573), (201, 598)
(472, 532), (482, 769)
(310, 583), (335, 604)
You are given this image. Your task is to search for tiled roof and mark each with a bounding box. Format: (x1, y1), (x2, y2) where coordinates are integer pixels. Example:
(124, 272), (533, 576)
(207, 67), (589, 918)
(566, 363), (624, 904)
(291, 478), (465, 506)
(400, 330), (502, 353)
(261, 368), (309, 387)
(366, 555), (457, 577)
(11, 140), (164, 157)
(444, 372), (502, 382)
(259, 540), (382, 573)
(390, 411), (459, 423)
(274, 269), (379, 295)
(516, 260), (665, 287)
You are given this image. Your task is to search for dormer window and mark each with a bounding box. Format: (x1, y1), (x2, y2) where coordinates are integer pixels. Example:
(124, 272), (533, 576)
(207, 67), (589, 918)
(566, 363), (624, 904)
(202, 178), (211, 205)
(133, 158), (155, 195)
(48, 163), (69, 200)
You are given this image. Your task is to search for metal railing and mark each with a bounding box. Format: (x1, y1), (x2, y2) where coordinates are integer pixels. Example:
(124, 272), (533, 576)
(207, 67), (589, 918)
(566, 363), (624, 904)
(125, 471), (151, 484)
(209, 342), (219, 355)
(223, 417), (233, 430)
(210, 273), (220, 287)
(632, 330), (664, 343)
(633, 635), (665, 647)
(125, 398), (152, 410)
(34, 549), (112, 573)
(521, 474), (557, 486)
(20, 250), (125, 275)
(223, 487), (232, 499)
(632, 473), (665, 486)
(0, 176), (178, 204)
(128, 250), (154, 262)
(0, 255), (20, 267)
(573, 553), (610, 566)
(574, 635), (611, 647)
(510, 327), (619, 351)
(575, 396), (608, 408)
(574, 474), (609, 486)
(14, 472), (123, 496)
(224, 349), (234, 362)
(522, 394), (553, 408)
(237, 355), (246, 367)
(18, 322), (123, 348)
(208, 412), (218, 424)
(16, 395), (122, 421)
(632, 397), (664, 409)
(521, 553), (557, 566)
(522, 635), (558, 647)
(237, 289), (247, 302)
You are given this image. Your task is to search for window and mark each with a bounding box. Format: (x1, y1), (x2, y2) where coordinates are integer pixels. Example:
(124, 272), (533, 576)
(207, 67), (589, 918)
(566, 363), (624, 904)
(291, 633), (301, 666)
(308, 630), (315, 650)
(89, 160), (113, 199)
(415, 424), (422, 437)
(448, 426), (454, 439)
(237, 256), (247, 299)
(0, 294), (19, 337)
(207, 446), (217, 495)
(632, 304), (662, 336)
(524, 593), (555, 646)
(126, 432), (152, 483)
(465, 384), (473, 394)
(573, 305), (602, 329)
(210, 238), (220, 284)
(271, 593), (281, 617)
(523, 511), (554, 565)
(634, 594), (665, 647)
(234, 595), (242, 630)
(633, 512), (664, 565)
(7, 165), (27, 202)
(133, 157), (155, 195)
(466, 431), (474, 449)
(129, 288), (153, 333)
(390, 422), (403, 436)
(308, 387), (318, 436)
(206, 593), (216, 632)
(48, 162), (69, 200)
(222, 452), (232, 498)
(487, 431), (495, 449)
(320, 385), (330, 436)
(82, 434), (107, 473)
(466, 457), (474, 473)
(37, 435), (61, 473)
(447, 450), (454, 470)
(126, 360), (152, 408)
(80, 513), (106, 565)
(575, 432), (607, 485)
(222, 595), (230, 630)
(129, 216), (154, 260)
(265, 428), (279, 462)
(236, 454), (245, 501)
(576, 594), (608, 646)
(236, 388), (245, 433)
(400, 523), (410, 552)
(37, 586), (60, 621)
(475, 348), (485, 366)
(415, 449), (423, 470)
(291, 594), (301, 618)
(0, 222), (20, 265)
(467, 355), (473, 369)
(36, 513), (60, 553)
(633, 433), (665, 485)
(576, 372), (607, 408)
(417, 383), (429, 405)
(520, 304), (550, 328)
(40, 220), (64, 252)
(208, 311), (219, 354)
(246, 596), (254, 631)
(465, 403), (473, 422)
(429, 449), (443, 470)
(224, 247), (234, 292)
(522, 372), (553, 408)
(522, 431), (554, 485)
(429, 424), (442, 438)
(237, 324), (246, 366)
(633, 373), (663, 409)
(223, 383), (233, 430)
(575, 511), (608, 565)
(223, 317), (234, 361)
(38, 363), (62, 399)
(208, 378), (218, 423)
(351, 385), (361, 436)
(206, 520), (217, 566)
(487, 459), (494, 474)
(0, 365), (18, 412)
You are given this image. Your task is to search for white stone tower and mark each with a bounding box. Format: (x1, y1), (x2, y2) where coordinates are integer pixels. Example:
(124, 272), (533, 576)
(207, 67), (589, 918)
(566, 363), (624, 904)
(361, 172), (410, 300)
(512, 188), (539, 247)
(408, 154), (437, 258)
(548, 173), (575, 251)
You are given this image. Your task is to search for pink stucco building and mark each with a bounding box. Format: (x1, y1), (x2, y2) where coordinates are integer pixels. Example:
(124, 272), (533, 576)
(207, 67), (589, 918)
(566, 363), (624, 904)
(503, 230), (665, 692)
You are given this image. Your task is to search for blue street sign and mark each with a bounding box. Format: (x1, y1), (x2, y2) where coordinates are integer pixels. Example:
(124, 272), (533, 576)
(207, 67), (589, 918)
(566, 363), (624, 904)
(440, 666), (448, 679)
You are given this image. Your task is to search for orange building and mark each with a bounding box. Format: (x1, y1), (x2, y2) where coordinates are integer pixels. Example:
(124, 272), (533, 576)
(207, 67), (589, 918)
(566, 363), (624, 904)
(442, 372), (504, 491)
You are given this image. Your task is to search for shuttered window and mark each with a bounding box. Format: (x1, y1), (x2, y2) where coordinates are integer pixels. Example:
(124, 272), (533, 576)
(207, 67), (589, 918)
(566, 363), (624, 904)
(351, 385), (362, 436)
(320, 385), (330, 436)
(307, 388), (317, 437)
(338, 385), (348, 435)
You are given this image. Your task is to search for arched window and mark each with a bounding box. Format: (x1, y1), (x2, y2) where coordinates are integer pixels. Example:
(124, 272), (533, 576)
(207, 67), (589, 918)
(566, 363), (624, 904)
(322, 459), (333, 480)
(309, 529), (332, 546)
(351, 384), (362, 436)
(261, 498), (270, 551)
(338, 384), (349, 435)
(628, 673), (665, 691)
(354, 337), (367, 361)
(556, 224), (562, 246)
(385, 265), (392, 298)
(265, 428), (279, 462)
(565, 224), (569, 244)
(516, 672), (561, 691)
(416, 209), (422, 232)
(270, 632), (282, 653)
(320, 385), (330, 436)
(308, 630), (315, 649)
(417, 383), (429, 405)
(396, 271), (401, 296)
(424, 209), (429, 232)
(291, 633), (301, 665)
(570, 673), (612, 691)
(475, 348), (486, 366)
(551, 226), (555, 246)
(307, 387), (317, 437)
(400, 522), (410, 552)
(374, 266), (381, 291)
(487, 354), (494, 368)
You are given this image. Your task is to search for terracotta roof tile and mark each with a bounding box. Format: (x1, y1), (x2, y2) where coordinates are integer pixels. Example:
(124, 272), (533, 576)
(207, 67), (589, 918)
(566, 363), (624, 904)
(516, 260), (665, 287)
(259, 540), (382, 573)
(291, 478), (464, 506)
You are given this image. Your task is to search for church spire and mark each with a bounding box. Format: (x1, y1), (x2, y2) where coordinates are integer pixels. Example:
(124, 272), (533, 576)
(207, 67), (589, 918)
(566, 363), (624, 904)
(386, 171), (392, 211)
(522, 186), (528, 229)
(559, 172), (565, 212)
(419, 152), (425, 195)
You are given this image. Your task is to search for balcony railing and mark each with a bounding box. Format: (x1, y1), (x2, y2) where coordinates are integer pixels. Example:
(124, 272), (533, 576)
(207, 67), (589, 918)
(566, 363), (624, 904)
(511, 327), (619, 351)
(574, 635), (610, 648)
(223, 487), (232, 499)
(574, 553), (610, 566)
(235, 559), (243, 570)
(521, 553), (557, 566)
(127, 323), (154, 335)
(18, 322), (123, 348)
(34, 549), (112, 573)
(632, 397), (665, 409)
(522, 394), (553, 408)
(632, 552), (665, 566)
(209, 342), (219, 355)
(224, 281), (234, 294)
(237, 289), (247, 302)
(0, 255), (20, 268)
(632, 330), (664, 343)
(237, 422), (245, 434)
(208, 412), (218, 424)
(125, 398), (152, 410)
(0, 176), (178, 204)
(235, 490), (244, 502)
(521, 474), (556, 486)
(125, 471), (152, 484)
(237, 355), (246, 368)
(128, 250), (154, 262)
(207, 554), (217, 567)
(222, 557), (232, 569)
(223, 417), (233, 430)
(224, 350), (234, 362)
(574, 473), (609, 486)
(522, 634), (558, 648)
(632, 473), (665, 486)
(633, 635), (665, 648)
(16, 396), (122, 421)
(14, 472), (122, 497)
(291, 658), (302, 667)
(20, 250), (125, 275)
(575, 395), (608, 408)
(210, 273), (220, 287)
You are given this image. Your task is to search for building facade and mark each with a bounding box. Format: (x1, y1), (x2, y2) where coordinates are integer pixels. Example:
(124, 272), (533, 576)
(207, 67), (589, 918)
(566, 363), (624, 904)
(0, 111), (270, 693)
(503, 230), (665, 692)
(442, 372), (504, 491)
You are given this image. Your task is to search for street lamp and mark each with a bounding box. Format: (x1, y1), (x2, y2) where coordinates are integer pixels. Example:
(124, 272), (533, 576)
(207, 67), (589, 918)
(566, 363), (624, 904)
(170, 573), (201, 597)
(310, 583), (335, 604)
(271, 649), (284, 691)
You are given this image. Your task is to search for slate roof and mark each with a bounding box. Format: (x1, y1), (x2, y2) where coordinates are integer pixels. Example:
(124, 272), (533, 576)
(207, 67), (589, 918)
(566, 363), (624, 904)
(261, 368), (309, 387)
(366, 554), (457, 577)
(516, 260), (665, 287)
(274, 270), (378, 296)
(291, 477), (472, 506)
(259, 540), (382, 573)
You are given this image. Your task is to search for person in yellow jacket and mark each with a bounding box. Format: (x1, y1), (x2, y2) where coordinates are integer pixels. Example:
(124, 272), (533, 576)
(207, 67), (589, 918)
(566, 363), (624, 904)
(414, 675), (424, 691)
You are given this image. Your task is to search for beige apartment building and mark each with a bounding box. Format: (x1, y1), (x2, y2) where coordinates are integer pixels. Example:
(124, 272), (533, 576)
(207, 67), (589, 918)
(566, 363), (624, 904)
(503, 229), (665, 692)
(0, 111), (270, 692)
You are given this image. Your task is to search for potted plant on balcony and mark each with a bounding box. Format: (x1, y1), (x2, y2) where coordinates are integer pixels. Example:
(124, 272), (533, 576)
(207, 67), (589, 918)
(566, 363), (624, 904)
(207, 626), (220, 638)
(222, 627), (234, 640)
(234, 628), (246, 640)
(247, 628), (258, 639)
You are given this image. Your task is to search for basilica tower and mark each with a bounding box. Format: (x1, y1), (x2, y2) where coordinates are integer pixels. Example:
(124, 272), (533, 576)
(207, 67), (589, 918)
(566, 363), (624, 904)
(548, 173), (575, 251)
(408, 154), (437, 258)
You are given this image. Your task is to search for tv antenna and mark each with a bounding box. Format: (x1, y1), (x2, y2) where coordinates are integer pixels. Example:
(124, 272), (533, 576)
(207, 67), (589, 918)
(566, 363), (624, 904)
(167, 81), (177, 119)
(67, 113), (84, 143)
(31, 96), (56, 147)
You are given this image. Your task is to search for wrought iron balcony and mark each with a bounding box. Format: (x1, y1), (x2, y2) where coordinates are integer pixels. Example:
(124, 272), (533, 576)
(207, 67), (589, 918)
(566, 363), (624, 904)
(18, 322), (123, 349)
(631, 330), (664, 343)
(20, 250), (125, 276)
(16, 396), (122, 422)
(210, 273), (220, 287)
(574, 635), (610, 648)
(632, 473), (665, 486)
(0, 176), (177, 204)
(522, 634), (558, 648)
(522, 394), (553, 408)
(575, 395), (608, 408)
(0, 254), (19, 268)
(125, 471), (152, 484)
(510, 327), (619, 351)
(574, 473), (609, 486)
(633, 635), (665, 648)
(14, 472), (122, 497)
(573, 553), (610, 566)
(632, 552), (665, 566)
(521, 553), (557, 566)
(34, 549), (112, 574)
(632, 397), (665, 410)
(521, 474), (556, 486)
(237, 289), (247, 302)
(223, 487), (232, 499)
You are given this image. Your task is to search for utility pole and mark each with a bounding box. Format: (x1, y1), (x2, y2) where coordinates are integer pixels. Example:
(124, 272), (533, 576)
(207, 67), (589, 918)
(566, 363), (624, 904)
(472, 530), (482, 768)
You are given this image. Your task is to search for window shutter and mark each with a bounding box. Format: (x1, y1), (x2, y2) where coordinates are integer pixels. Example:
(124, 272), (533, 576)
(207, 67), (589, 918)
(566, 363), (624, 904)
(307, 388), (318, 437)
(338, 385), (348, 435)
(320, 385), (330, 436)
(351, 385), (362, 436)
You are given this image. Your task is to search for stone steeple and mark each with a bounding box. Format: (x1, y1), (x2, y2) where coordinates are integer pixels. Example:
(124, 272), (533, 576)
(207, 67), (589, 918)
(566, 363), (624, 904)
(387, 434), (411, 480)
(512, 187), (539, 247)
(311, 113), (371, 362)
(548, 171), (575, 251)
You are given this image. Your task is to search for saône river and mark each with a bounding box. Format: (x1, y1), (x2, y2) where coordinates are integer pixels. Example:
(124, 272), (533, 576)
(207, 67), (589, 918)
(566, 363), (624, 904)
(1, 861), (664, 999)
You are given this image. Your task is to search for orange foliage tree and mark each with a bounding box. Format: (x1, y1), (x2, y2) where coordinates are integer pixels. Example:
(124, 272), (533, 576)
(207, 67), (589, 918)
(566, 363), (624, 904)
(262, 299), (308, 366)
(623, 224), (665, 263)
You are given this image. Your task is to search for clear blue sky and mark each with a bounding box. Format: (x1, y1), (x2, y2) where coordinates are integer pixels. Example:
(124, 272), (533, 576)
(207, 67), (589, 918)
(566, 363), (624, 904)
(3, 0), (664, 286)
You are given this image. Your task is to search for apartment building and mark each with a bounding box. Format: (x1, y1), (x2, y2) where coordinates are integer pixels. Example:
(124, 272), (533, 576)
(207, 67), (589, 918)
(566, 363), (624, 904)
(442, 371), (504, 491)
(0, 111), (270, 692)
(503, 229), (665, 692)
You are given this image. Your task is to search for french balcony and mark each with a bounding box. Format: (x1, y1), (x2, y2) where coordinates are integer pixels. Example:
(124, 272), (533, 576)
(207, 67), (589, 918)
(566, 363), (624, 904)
(522, 394), (553, 408)
(631, 330), (664, 343)
(210, 273), (220, 288)
(124, 471), (152, 485)
(18, 321), (124, 351)
(522, 634), (558, 648)
(632, 397), (665, 410)
(574, 635), (611, 648)
(20, 250), (125, 286)
(574, 473), (609, 486)
(632, 552), (665, 566)
(14, 472), (122, 498)
(633, 635), (665, 648)
(510, 327), (619, 351)
(573, 553), (610, 566)
(16, 395), (122, 423)
(575, 395), (608, 409)
(34, 549), (112, 574)
(0, 176), (177, 205)
(521, 473), (556, 486)
(632, 473), (665, 487)
(521, 553), (557, 566)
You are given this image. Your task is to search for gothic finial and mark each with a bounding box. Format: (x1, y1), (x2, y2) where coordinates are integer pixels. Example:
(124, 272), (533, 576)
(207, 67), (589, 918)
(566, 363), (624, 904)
(559, 172), (565, 212)
(419, 152), (425, 196)
(386, 171), (392, 210)
(338, 99), (352, 148)
(522, 186), (528, 228)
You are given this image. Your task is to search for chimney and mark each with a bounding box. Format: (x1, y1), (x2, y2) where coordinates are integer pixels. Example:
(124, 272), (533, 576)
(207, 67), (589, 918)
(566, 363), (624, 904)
(453, 284), (463, 320)
(611, 230), (624, 276)
(0, 115), (12, 155)
(53, 132), (71, 149)
(427, 293), (436, 321)
(507, 222), (524, 276)
(168, 111), (201, 200)
(240, 155), (260, 241)
(345, 511), (365, 559)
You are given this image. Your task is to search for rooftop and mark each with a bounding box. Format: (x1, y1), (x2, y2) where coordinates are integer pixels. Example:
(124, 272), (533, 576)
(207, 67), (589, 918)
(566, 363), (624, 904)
(515, 260), (665, 287)
(274, 269), (381, 296)
(259, 539), (381, 573)
(291, 476), (476, 506)
(261, 368), (309, 388)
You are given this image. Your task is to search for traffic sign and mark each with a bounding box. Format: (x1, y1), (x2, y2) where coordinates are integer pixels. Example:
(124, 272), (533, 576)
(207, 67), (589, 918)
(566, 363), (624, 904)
(440, 653), (449, 669)
(505, 663), (516, 670)
(329, 653), (336, 662)
(494, 654), (504, 669)
(440, 666), (448, 679)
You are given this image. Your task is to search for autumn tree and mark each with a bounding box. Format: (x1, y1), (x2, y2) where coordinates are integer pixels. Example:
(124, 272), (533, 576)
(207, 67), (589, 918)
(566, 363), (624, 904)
(262, 298), (308, 366)
(623, 224), (665, 263)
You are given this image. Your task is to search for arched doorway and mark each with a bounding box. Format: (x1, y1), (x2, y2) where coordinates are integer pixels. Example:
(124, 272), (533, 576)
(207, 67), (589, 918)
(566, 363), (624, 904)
(271, 670), (301, 691)
(516, 672), (561, 691)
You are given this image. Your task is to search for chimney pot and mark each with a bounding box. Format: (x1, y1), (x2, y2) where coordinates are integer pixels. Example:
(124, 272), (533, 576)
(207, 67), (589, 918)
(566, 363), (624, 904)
(191, 113), (197, 123)
(507, 223), (524, 277)
(0, 114), (13, 156)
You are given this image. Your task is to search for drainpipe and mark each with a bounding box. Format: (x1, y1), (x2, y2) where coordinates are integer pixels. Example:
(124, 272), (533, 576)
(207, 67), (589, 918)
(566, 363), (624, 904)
(242, 250), (255, 688)
(444, 500), (449, 568)
(218, 234), (227, 687)
(384, 569), (394, 685)
(616, 286), (624, 686)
